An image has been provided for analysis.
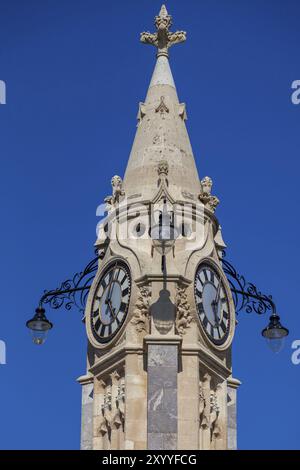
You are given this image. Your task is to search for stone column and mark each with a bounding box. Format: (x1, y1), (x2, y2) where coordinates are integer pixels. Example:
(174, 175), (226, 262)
(227, 377), (241, 450)
(144, 335), (181, 450)
(77, 374), (94, 450)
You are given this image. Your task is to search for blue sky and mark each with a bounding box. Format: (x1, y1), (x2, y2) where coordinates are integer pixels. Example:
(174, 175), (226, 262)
(0, 0), (299, 449)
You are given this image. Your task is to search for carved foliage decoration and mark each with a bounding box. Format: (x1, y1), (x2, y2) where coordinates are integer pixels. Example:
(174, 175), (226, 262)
(140, 5), (186, 57)
(131, 286), (151, 334)
(96, 369), (125, 450)
(175, 285), (193, 336)
(199, 373), (223, 450)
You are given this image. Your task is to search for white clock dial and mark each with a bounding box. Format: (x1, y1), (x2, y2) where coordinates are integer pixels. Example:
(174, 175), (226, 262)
(90, 262), (131, 343)
(194, 264), (230, 345)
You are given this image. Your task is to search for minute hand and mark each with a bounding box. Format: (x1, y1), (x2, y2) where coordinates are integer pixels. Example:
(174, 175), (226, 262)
(211, 281), (221, 324)
(215, 281), (221, 305)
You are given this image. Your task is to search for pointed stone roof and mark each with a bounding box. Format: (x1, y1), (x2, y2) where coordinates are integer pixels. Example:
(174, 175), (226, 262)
(123, 6), (201, 202)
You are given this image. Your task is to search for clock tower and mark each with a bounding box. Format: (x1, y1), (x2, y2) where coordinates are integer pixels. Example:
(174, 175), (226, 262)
(78, 5), (240, 450)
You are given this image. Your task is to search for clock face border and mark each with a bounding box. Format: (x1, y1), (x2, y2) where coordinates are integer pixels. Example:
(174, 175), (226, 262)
(86, 259), (131, 348)
(194, 259), (235, 350)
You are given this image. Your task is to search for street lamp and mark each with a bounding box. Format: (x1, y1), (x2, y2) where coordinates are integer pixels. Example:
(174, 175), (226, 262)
(262, 313), (289, 353)
(222, 254), (289, 353)
(26, 307), (53, 345)
(150, 198), (180, 271)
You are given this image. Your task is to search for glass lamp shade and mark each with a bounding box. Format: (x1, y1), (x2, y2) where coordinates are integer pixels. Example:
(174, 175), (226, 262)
(26, 307), (53, 345)
(262, 314), (289, 353)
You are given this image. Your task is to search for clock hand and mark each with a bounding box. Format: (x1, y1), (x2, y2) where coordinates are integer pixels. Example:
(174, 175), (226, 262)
(107, 299), (116, 319)
(106, 271), (114, 301)
(106, 264), (118, 303)
(211, 281), (221, 325)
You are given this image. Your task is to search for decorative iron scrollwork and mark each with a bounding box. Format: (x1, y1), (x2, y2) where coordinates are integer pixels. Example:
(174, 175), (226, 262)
(38, 249), (277, 322)
(222, 251), (276, 315)
(39, 254), (99, 314)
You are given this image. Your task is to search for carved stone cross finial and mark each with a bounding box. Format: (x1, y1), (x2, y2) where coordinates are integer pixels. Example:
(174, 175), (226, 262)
(140, 5), (186, 58)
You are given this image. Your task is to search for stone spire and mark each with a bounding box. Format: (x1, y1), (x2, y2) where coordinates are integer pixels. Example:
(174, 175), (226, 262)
(123, 6), (201, 202)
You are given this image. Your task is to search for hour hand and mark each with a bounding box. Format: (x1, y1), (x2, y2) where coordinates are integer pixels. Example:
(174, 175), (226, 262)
(108, 299), (117, 318)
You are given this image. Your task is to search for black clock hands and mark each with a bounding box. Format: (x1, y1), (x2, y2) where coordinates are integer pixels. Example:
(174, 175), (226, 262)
(211, 280), (221, 326)
(105, 270), (116, 321)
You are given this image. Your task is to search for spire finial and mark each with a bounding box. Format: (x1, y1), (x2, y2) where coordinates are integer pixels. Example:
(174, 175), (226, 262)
(159, 4), (169, 18)
(140, 5), (186, 58)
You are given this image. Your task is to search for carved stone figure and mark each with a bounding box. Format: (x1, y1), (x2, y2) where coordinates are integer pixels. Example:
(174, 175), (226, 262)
(199, 176), (220, 213)
(104, 175), (125, 212)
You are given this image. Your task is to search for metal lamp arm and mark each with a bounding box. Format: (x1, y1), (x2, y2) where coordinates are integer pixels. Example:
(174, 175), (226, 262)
(229, 287), (277, 315)
(222, 253), (277, 316)
(38, 255), (99, 314)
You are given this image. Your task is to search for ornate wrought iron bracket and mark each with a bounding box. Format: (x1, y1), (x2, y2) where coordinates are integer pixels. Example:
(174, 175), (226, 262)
(38, 251), (277, 319)
(221, 252), (276, 316)
(38, 255), (99, 315)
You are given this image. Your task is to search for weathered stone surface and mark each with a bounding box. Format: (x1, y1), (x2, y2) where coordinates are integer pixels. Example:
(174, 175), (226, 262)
(80, 381), (93, 450)
(147, 344), (178, 449)
(227, 382), (239, 450)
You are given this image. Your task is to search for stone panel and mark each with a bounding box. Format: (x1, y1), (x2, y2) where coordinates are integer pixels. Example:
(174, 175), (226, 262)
(147, 344), (178, 450)
(80, 381), (93, 450)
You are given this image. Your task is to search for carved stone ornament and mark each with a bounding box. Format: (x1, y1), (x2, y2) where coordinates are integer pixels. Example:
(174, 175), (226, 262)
(157, 160), (169, 176)
(199, 386), (209, 431)
(97, 371), (125, 442)
(175, 285), (193, 336)
(131, 286), (151, 333)
(210, 390), (221, 441)
(104, 175), (125, 212)
(140, 5), (186, 58)
(155, 96), (169, 118)
(199, 176), (220, 213)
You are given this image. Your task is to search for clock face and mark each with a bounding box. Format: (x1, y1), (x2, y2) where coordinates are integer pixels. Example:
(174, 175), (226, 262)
(194, 264), (231, 345)
(90, 262), (131, 344)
